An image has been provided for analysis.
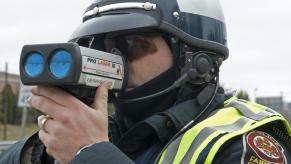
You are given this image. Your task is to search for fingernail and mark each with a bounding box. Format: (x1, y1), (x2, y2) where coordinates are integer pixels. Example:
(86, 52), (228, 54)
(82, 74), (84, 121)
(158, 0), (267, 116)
(27, 96), (32, 103)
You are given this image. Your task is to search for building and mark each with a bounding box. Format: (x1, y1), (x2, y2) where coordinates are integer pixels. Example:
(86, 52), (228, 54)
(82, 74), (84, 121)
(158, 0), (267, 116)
(0, 71), (20, 94)
(256, 96), (284, 111)
(288, 102), (291, 111)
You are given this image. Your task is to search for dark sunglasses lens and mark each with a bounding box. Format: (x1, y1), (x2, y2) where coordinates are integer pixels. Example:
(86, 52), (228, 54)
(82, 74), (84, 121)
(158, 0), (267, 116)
(104, 33), (160, 61)
(115, 36), (157, 60)
(115, 37), (131, 54)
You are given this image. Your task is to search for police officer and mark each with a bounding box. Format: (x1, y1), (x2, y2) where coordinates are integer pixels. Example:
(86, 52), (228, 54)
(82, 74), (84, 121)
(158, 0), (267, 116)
(1, 0), (291, 163)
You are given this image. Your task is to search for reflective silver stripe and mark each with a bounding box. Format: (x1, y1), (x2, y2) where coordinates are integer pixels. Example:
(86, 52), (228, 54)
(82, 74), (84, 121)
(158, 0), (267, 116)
(237, 99), (276, 114)
(265, 108), (276, 114)
(161, 135), (183, 164)
(180, 117), (251, 163)
(180, 127), (217, 164)
(83, 2), (156, 20)
(228, 101), (271, 121)
(241, 133), (248, 164)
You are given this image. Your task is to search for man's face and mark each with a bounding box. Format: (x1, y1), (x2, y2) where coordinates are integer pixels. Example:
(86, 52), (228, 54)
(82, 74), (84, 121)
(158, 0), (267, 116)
(123, 36), (173, 91)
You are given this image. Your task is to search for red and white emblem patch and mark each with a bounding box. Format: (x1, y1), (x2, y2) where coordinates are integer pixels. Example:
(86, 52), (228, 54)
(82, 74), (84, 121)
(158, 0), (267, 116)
(242, 130), (287, 164)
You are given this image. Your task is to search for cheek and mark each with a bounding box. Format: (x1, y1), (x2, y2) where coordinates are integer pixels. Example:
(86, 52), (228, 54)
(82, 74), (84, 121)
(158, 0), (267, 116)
(128, 54), (172, 85)
(127, 60), (148, 83)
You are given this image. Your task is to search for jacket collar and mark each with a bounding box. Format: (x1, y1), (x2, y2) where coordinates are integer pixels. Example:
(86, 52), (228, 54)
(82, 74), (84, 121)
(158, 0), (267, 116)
(109, 86), (227, 158)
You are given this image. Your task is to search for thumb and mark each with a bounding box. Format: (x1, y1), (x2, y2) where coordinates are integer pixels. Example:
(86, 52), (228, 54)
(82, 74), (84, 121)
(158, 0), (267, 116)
(92, 81), (112, 113)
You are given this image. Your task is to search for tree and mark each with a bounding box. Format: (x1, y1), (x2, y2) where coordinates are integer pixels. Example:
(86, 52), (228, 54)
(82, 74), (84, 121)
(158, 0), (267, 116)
(1, 84), (21, 124)
(236, 90), (250, 101)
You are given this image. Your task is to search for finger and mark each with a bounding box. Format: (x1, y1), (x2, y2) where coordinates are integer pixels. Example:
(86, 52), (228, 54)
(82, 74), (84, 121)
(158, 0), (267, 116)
(37, 115), (54, 133)
(92, 81), (111, 113)
(38, 130), (54, 156)
(31, 86), (80, 107)
(29, 95), (67, 119)
(39, 130), (52, 148)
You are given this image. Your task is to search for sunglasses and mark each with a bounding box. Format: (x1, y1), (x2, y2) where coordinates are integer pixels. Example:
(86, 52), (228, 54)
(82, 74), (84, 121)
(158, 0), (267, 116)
(107, 33), (161, 61)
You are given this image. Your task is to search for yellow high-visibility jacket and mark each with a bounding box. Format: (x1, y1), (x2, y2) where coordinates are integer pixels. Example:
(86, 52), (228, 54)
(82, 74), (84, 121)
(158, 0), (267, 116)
(158, 97), (291, 164)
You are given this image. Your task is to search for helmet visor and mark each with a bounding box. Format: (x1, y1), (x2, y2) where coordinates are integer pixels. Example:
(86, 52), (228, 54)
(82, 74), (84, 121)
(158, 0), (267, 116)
(69, 12), (161, 42)
(75, 32), (161, 61)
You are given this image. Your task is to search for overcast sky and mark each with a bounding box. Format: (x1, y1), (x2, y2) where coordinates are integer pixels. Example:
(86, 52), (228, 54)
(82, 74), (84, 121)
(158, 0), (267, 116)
(0, 0), (291, 101)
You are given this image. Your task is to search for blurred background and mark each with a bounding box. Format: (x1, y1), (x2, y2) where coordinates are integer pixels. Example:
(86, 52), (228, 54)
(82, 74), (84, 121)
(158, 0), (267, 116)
(0, 0), (290, 153)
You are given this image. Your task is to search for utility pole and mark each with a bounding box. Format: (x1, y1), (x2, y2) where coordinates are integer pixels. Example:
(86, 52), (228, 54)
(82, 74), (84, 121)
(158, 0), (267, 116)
(253, 88), (258, 103)
(3, 62), (8, 140)
(20, 107), (28, 138)
(280, 91), (284, 110)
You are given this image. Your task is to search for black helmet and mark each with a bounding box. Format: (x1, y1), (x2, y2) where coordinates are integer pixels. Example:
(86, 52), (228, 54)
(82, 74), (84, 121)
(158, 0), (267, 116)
(69, 0), (228, 60)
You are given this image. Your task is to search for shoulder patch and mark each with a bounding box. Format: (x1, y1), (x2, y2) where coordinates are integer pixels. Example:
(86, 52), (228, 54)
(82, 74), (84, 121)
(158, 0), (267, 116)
(241, 130), (287, 164)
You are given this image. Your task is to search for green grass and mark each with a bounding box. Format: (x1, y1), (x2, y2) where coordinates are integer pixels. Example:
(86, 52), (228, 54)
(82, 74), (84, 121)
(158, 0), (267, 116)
(0, 123), (39, 141)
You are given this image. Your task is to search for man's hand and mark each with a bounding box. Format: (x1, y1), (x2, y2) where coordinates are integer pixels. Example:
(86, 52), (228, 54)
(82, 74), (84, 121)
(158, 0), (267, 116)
(28, 81), (112, 164)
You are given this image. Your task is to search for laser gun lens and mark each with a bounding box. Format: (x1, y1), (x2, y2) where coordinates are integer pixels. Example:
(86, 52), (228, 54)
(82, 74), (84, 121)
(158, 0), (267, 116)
(24, 53), (45, 78)
(49, 50), (72, 79)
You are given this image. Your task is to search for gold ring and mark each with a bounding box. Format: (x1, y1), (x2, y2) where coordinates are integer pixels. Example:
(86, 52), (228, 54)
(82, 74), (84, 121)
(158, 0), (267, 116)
(40, 115), (52, 133)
